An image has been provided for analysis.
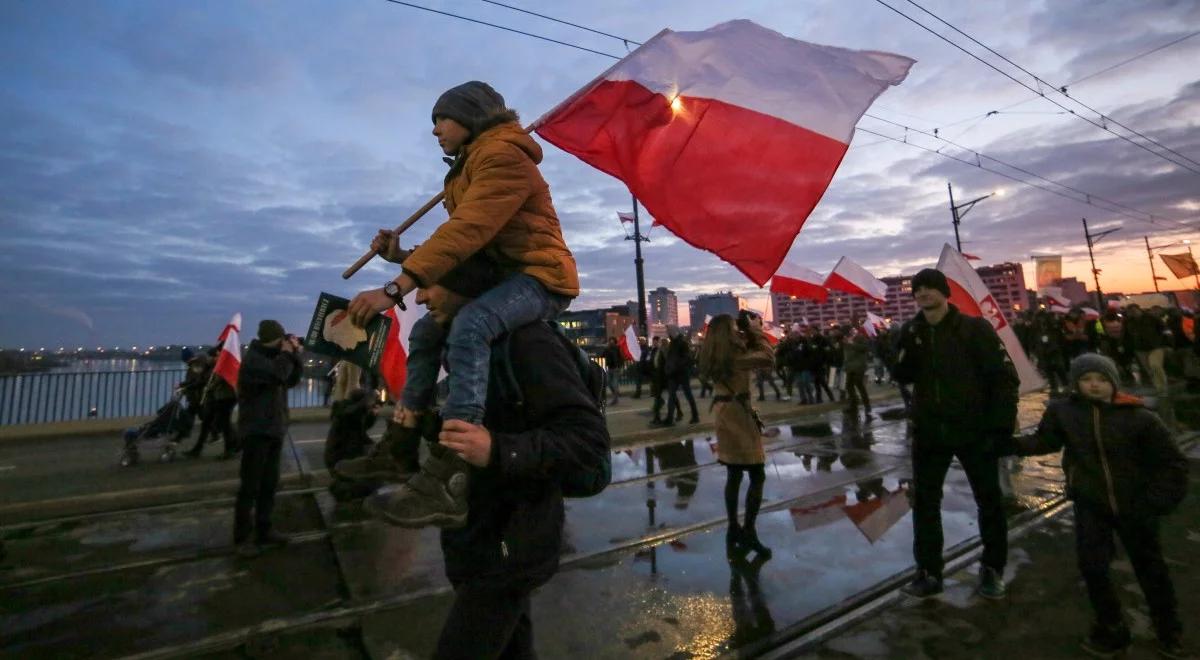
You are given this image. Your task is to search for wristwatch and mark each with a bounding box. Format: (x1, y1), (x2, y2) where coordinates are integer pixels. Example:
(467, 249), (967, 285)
(383, 281), (407, 311)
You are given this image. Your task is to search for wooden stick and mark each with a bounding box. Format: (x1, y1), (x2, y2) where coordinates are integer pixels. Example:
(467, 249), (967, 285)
(341, 191), (446, 280)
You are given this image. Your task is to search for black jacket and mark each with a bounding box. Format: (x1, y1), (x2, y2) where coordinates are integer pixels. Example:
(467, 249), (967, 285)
(440, 322), (611, 590)
(602, 343), (625, 370)
(1123, 312), (1167, 352)
(1002, 393), (1188, 518)
(323, 396), (377, 470)
(664, 335), (691, 379)
(893, 304), (1019, 445)
(236, 341), (302, 440)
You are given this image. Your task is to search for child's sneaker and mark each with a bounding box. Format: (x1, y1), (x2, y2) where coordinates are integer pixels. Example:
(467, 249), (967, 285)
(364, 446), (469, 529)
(1080, 623), (1131, 658)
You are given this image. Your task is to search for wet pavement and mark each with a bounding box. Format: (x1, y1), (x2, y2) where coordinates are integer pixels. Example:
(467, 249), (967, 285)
(1, 390), (1195, 659)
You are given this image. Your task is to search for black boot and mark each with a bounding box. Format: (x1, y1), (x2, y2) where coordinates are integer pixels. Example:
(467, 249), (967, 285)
(741, 526), (772, 559)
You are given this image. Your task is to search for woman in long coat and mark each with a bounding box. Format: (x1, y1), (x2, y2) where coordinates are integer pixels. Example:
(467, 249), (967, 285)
(699, 312), (775, 559)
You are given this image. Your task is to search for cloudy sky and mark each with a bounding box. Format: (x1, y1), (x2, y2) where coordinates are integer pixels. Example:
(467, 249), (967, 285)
(2, 0), (1198, 348)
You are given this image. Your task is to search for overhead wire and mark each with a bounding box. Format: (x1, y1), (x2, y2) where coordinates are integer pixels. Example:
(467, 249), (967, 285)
(891, 0), (1200, 174)
(382, 0), (1198, 232)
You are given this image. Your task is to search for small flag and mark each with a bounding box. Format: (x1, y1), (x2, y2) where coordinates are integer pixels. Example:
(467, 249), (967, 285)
(618, 324), (641, 362)
(213, 313), (241, 391)
(824, 257), (888, 302)
(771, 261), (829, 302)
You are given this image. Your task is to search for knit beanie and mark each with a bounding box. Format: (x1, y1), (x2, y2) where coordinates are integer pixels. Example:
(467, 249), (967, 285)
(431, 81), (507, 136)
(1069, 353), (1120, 390)
(257, 319), (286, 343)
(911, 268), (951, 298)
(436, 251), (498, 299)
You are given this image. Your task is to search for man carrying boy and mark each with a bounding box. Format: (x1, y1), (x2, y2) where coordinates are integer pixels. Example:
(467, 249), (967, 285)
(369, 253), (610, 658)
(893, 268), (1019, 599)
(344, 81), (579, 527)
(1001, 353), (1188, 658)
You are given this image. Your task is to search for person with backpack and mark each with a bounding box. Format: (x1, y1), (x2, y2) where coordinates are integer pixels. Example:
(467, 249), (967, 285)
(353, 252), (610, 659)
(893, 269), (1019, 600)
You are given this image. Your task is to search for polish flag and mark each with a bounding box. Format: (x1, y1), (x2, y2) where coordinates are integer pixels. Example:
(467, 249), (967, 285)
(862, 311), (888, 338)
(962, 252), (981, 261)
(763, 321), (785, 346)
(378, 297), (427, 398)
(771, 262), (829, 302)
(842, 485), (910, 544)
(1039, 287), (1072, 308)
(824, 257), (888, 302)
(532, 20), (914, 286)
(618, 323), (641, 362)
(213, 313), (241, 390)
(936, 244), (1044, 393)
(617, 211), (635, 225)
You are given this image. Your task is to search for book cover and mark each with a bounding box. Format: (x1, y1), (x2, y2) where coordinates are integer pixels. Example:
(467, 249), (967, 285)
(303, 292), (391, 370)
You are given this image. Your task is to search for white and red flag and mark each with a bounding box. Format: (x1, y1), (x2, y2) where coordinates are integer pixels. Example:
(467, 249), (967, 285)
(1039, 286), (1072, 308)
(824, 257), (888, 302)
(618, 323), (641, 362)
(617, 211), (634, 225)
(532, 20), (914, 286)
(378, 296), (427, 399)
(771, 262), (829, 302)
(936, 244), (1044, 393)
(763, 321), (785, 346)
(213, 313), (241, 390)
(862, 311), (888, 338)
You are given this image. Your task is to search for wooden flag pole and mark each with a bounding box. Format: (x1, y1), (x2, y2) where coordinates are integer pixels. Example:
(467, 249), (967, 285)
(341, 191), (446, 280)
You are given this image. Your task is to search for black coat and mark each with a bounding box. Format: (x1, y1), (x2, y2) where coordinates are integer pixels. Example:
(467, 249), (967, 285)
(893, 305), (1019, 446)
(440, 322), (611, 590)
(1124, 313), (1167, 351)
(664, 335), (691, 379)
(236, 341), (302, 440)
(1003, 394), (1188, 518)
(323, 396), (377, 470)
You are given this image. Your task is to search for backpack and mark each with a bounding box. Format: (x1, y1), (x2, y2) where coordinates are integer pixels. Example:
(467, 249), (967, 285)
(493, 321), (611, 498)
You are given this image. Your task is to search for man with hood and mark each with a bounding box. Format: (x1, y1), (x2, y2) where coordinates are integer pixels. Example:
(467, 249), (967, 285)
(233, 320), (303, 558)
(893, 268), (1020, 600)
(344, 81), (580, 527)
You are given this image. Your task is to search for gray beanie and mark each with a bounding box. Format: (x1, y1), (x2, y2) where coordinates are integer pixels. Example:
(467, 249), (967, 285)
(1069, 353), (1120, 390)
(431, 81), (507, 136)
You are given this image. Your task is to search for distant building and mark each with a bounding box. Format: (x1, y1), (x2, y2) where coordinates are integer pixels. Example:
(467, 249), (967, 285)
(625, 300), (644, 327)
(688, 291), (741, 331)
(771, 262), (1029, 328)
(1051, 276), (1090, 306)
(557, 306), (633, 355)
(649, 287), (679, 328)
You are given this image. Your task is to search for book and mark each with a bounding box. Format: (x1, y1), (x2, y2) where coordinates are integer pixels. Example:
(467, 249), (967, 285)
(303, 292), (391, 370)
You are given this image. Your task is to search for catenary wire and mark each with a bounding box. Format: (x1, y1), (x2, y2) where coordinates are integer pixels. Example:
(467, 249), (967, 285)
(897, 0), (1200, 172)
(868, 0), (1200, 175)
(380, 0), (1199, 232)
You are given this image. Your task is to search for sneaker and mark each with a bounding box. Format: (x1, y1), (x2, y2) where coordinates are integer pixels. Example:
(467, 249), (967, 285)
(900, 570), (943, 598)
(256, 530), (291, 549)
(779, 396), (791, 402)
(363, 452), (469, 529)
(1081, 624), (1131, 658)
(977, 565), (1007, 600)
(235, 541), (261, 559)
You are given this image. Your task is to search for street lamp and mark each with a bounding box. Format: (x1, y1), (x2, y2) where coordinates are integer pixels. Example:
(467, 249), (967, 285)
(1145, 237), (1198, 290)
(947, 183), (1003, 252)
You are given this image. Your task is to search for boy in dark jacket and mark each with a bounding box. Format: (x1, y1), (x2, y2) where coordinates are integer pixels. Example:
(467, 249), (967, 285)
(1002, 353), (1188, 658)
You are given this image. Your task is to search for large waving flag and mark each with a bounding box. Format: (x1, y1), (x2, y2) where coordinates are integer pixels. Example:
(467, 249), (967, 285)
(213, 313), (241, 390)
(771, 262), (829, 302)
(937, 244), (1043, 393)
(532, 20), (914, 286)
(1160, 252), (1199, 278)
(618, 323), (642, 362)
(824, 257), (888, 302)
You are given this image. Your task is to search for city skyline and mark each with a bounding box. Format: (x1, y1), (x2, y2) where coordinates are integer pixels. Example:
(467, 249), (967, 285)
(2, 2), (1197, 346)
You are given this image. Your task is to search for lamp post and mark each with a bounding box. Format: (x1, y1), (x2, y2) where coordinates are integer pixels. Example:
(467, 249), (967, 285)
(1082, 218), (1120, 310)
(1146, 237), (1199, 290)
(627, 194), (650, 336)
(947, 182), (1002, 252)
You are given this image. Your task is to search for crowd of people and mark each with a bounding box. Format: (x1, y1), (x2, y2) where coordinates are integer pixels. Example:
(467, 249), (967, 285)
(174, 80), (1189, 659)
(1013, 303), (1200, 396)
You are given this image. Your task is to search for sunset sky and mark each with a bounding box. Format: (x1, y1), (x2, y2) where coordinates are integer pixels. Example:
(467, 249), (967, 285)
(2, 0), (1197, 346)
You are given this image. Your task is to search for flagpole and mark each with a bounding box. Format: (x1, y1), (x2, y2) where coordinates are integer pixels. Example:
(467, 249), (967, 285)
(630, 194), (649, 336)
(1145, 236), (1161, 293)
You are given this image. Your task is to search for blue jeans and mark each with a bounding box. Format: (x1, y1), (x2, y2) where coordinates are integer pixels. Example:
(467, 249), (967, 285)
(791, 370), (814, 404)
(400, 274), (570, 424)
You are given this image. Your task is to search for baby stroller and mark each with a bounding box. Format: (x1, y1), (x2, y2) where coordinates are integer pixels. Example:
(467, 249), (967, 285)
(119, 390), (194, 466)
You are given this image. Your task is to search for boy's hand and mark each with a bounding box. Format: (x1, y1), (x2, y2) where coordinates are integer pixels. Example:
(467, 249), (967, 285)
(348, 288), (393, 327)
(439, 419), (492, 467)
(371, 229), (410, 263)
